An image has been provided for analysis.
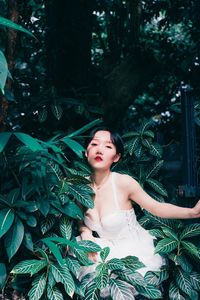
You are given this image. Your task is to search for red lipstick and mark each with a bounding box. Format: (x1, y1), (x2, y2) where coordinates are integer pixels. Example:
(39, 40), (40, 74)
(94, 156), (103, 162)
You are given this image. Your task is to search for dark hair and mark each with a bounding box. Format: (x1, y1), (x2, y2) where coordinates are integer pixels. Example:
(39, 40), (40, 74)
(87, 126), (124, 157)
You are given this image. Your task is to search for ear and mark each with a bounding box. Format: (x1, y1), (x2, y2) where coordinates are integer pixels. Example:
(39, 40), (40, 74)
(85, 151), (88, 158)
(113, 153), (121, 163)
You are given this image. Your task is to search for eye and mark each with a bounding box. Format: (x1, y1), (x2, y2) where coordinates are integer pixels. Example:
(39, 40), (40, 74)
(91, 142), (98, 146)
(106, 145), (112, 149)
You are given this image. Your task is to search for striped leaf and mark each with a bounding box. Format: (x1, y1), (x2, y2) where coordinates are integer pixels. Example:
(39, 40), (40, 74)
(78, 240), (101, 253)
(136, 284), (162, 299)
(11, 259), (47, 276)
(107, 258), (124, 271)
(154, 238), (178, 254)
(128, 137), (140, 156)
(116, 269), (145, 286)
(100, 247), (110, 262)
(28, 273), (46, 300)
(143, 130), (155, 138)
(190, 272), (200, 290)
(59, 217), (72, 239)
(0, 50), (8, 93)
(145, 212), (180, 230)
(50, 264), (75, 296)
(65, 257), (80, 278)
(134, 145), (143, 158)
(149, 229), (165, 239)
(146, 178), (168, 196)
(95, 263), (109, 289)
(150, 142), (163, 158)
(110, 278), (135, 300)
(175, 254), (193, 273)
(175, 267), (193, 296)
(162, 227), (179, 241)
(169, 282), (185, 300)
(40, 216), (56, 235)
(142, 138), (152, 149)
(47, 285), (63, 300)
(51, 104), (63, 120)
(85, 282), (99, 300)
(72, 247), (94, 266)
(0, 208), (15, 238)
(140, 120), (154, 135)
(38, 108), (48, 123)
(179, 223), (200, 240)
(145, 160), (163, 179)
(68, 184), (94, 209)
(121, 256), (145, 271)
(144, 271), (159, 285)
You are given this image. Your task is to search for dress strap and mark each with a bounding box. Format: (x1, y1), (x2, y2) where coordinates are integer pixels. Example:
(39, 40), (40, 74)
(111, 172), (120, 210)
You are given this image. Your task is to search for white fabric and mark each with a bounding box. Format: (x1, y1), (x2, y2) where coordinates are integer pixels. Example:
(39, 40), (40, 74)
(79, 173), (164, 277)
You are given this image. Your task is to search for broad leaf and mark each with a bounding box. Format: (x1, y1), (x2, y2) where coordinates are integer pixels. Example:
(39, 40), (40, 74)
(0, 208), (15, 238)
(110, 278), (135, 300)
(181, 240), (200, 259)
(95, 263), (109, 289)
(149, 142), (163, 158)
(4, 217), (24, 260)
(68, 118), (102, 137)
(14, 133), (43, 151)
(50, 264), (75, 296)
(0, 51), (8, 93)
(146, 178), (168, 196)
(155, 238), (178, 254)
(169, 282), (185, 300)
(100, 247), (110, 262)
(149, 229), (165, 239)
(179, 223), (200, 240)
(107, 258), (124, 271)
(61, 137), (85, 158)
(145, 160), (163, 179)
(59, 216), (72, 239)
(136, 284), (162, 299)
(28, 273), (46, 300)
(51, 104), (63, 120)
(176, 267), (193, 296)
(85, 282), (99, 300)
(162, 227), (179, 240)
(68, 184), (94, 209)
(65, 256), (81, 278)
(121, 256), (145, 271)
(11, 259), (47, 276)
(40, 216), (56, 235)
(0, 132), (11, 152)
(190, 272), (200, 290)
(78, 240), (101, 252)
(47, 285), (64, 300)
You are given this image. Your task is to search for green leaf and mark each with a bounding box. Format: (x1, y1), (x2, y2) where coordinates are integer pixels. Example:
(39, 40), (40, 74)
(121, 256), (145, 271)
(110, 278), (135, 300)
(179, 223), (200, 240)
(145, 212), (181, 230)
(65, 257), (81, 278)
(181, 240), (200, 259)
(50, 264), (75, 296)
(28, 273), (46, 300)
(51, 200), (83, 220)
(11, 259), (47, 276)
(175, 254), (193, 273)
(175, 267), (193, 296)
(107, 258), (124, 271)
(0, 16), (35, 38)
(51, 104), (63, 120)
(23, 231), (34, 252)
(47, 285), (64, 300)
(190, 272), (200, 290)
(0, 132), (11, 152)
(136, 284), (162, 299)
(162, 227), (179, 240)
(14, 133), (43, 151)
(26, 215), (37, 227)
(145, 160), (164, 179)
(40, 216), (56, 235)
(61, 137), (85, 158)
(95, 263), (109, 289)
(59, 216), (72, 239)
(0, 263), (7, 290)
(68, 184), (94, 209)
(146, 178), (168, 196)
(169, 282), (185, 300)
(116, 268), (145, 286)
(42, 240), (65, 266)
(100, 247), (110, 262)
(72, 247), (94, 266)
(149, 229), (165, 239)
(78, 240), (101, 252)
(149, 142), (163, 158)
(144, 271), (159, 285)
(154, 238), (178, 254)
(0, 208), (15, 238)
(143, 130), (155, 138)
(0, 51), (8, 93)
(85, 282), (99, 300)
(4, 217), (24, 260)
(128, 137), (140, 156)
(38, 108), (48, 123)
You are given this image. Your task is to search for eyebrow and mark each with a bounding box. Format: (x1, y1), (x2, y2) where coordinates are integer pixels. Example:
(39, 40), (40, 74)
(92, 138), (113, 144)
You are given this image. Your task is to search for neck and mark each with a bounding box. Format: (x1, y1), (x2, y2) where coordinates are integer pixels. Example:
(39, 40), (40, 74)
(91, 170), (111, 190)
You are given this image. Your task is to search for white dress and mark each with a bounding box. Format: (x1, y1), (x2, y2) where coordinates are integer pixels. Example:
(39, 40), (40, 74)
(79, 173), (164, 277)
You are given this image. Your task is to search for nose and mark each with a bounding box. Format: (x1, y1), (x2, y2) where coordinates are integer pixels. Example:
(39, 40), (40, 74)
(96, 143), (103, 154)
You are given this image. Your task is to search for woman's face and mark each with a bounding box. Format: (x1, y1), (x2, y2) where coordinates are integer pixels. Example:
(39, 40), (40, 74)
(86, 130), (121, 170)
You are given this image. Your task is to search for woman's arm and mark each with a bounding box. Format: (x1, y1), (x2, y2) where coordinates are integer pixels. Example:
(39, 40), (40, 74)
(125, 175), (200, 219)
(79, 221), (94, 240)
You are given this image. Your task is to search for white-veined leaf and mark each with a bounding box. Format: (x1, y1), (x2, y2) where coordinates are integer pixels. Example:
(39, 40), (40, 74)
(47, 285), (64, 300)
(162, 227), (179, 240)
(95, 263), (109, 289)
(128, 137), (140, 156)
(50, 264), (75, 296)
(149, 229), (165, 239)
(40, 216), (56, 235)
(136, 284), (162, 299)
(169, 282), (185, 300)
(179, 223), (200, 240)
(28, 272), (46, 300)
(65, 256), (80, 278)
(38, 108), (48, 123)
(175, 267), (193, 296)
(51, 104), (63, 120)
(68, 184), (94, 208)
(59, 216), (72, 239)
(181, 240), (200, 259)
(145, 160), (163, 179)
(190, 272), (200, 290)
(150, 142), (163, 158)
(107, 258), (124, 270)
(146, 178), (168, 197)
(61, 136), (85, 158)
(154, 238), (178, 254)
(85, 282), (99, 300)
(0, 50), (8, 93)
(110, 278), (135, 300)
(100, 247), (110, 262)
(11, 259), (47, 276)
(78, 240), (101, 252)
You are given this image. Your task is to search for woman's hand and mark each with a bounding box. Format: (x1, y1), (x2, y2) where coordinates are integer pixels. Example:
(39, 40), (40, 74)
(191, 199), (200, 218)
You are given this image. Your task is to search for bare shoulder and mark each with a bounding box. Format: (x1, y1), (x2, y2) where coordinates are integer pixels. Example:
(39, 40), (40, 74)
(113, 172), (139, 188)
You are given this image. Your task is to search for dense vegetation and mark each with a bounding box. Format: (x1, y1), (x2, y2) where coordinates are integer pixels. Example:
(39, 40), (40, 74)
(0, 1), (200, 299)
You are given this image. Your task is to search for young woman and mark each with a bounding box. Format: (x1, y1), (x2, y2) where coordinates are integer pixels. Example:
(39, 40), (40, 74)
(79, 128), (200, 276)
